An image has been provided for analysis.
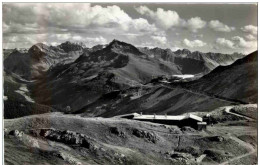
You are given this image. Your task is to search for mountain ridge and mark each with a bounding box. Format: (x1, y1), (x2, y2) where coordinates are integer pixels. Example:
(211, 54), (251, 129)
(4, 39), (252, 116)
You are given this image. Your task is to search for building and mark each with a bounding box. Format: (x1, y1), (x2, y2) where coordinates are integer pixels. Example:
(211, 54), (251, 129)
(117, 113), (206, 130)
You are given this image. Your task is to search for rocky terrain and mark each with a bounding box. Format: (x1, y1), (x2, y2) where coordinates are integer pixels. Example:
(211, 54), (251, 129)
(4, 104), (257, 165)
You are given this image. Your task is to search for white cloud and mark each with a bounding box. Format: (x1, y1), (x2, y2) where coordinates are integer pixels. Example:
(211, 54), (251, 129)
(183, 38), (206, 48)
(185, 17), (207, 32)
(136, 6), (208, 32)
(139, 41), (156, 48)
(151, 36), (167, 45)
(153, 31), (166, 37)
(232, 36), (257, 48)
(215, 36), (257, 54)
(244, 34), (256, 41)
(209, 20), (235, 32)
(215, 38), (234, 49)
(3, 3), (156, 34)
(3, 3), (161, 48)
(131, 18), (157, 32)
(123, 33), (141, 40)
(51, 42), (59, 46)
(84, 36), (108, 45)
(241, 25), (257, 35)
(135, 6), (181, 29)
(3, 33), (50, 48)
(55, 34), (72, 41)
(72, 35), (82, 41)
(171, 46), (181, 51)
(3, 33), (48, 44)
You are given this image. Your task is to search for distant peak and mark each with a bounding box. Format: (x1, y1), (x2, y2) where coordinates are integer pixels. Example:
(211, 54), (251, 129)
(29, 43), (49, 52)
(193, 51), (203, 55)
(58, 41), (84, 52)
(59, 41), (86, 47)
(111, 39), (121, 43)
(107, 39), (133, 49)
(60, 41), (76, 46)
(175, 48), (191, 55)
(106, 39), (144, 55)
(182, 49), (191, 53)
(64, 41), (71, 44)
(32, 43), (48, 48)
(109, 39), (124, 46)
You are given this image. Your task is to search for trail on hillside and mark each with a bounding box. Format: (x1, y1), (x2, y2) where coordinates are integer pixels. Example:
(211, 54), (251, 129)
(224, 106), (255, 121)
(219, 133), (256, 165)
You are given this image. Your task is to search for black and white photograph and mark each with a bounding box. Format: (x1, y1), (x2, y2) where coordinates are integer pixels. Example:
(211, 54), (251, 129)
(2, 2), (258, 165)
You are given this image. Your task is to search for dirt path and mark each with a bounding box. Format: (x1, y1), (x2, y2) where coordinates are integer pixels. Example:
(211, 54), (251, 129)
(196, 154), (206, 163)
(224, 106), (255, 121)
(219, 133), (256, 165)
(210, 106), (256, 165)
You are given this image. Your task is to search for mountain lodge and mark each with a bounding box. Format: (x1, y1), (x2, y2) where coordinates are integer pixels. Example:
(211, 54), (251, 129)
(117, 113), (207, 130)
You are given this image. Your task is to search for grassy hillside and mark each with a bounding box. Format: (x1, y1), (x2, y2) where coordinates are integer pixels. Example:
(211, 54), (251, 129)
(4, 112), (256, 165)
(76, 85), (236, 117)
(182, 51), (257, 103)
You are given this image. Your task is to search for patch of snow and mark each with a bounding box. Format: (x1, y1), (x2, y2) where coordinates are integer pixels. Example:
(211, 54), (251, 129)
(19, 86), (29, 92)
(15, 85), (35, 103)
(172, 74), (195, 79)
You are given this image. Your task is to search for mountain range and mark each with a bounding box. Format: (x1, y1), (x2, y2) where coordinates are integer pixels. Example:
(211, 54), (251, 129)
(4, 39), (256, 118)
(4, 39), (244, 81)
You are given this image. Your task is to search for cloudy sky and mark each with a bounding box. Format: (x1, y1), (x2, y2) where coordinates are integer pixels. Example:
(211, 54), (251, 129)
(3, 3), (258, 54)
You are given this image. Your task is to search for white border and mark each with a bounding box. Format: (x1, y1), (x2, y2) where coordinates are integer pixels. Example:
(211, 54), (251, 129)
(0, 1), (258, 165)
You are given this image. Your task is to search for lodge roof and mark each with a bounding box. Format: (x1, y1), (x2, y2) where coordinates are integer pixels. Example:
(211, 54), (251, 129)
(115, 113), (203, 122)
(133, 113), (203, 122)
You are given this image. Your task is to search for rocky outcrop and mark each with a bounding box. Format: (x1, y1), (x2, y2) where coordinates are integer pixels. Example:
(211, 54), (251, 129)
(29, 129), (97, 150)
(206, 136), (225, 142)
(164, 151), (196, 164)
(170, 152), (194, 161)
(54, 151), (83, 165)
(132, 129), (158, 143)
(9, 129), (24, 137)
(57, 41), (84, 53)
(203, 149), (232, 163)
(109, 127), (126, 138)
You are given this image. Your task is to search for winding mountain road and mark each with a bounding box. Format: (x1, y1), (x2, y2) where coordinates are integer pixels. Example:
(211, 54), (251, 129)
(224, 106), (255, 121)
(219, 133), (256, 165)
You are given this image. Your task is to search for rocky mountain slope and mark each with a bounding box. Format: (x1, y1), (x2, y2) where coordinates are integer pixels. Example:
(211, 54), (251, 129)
(4, 42), (84, 80)
(75, 51), (257, 117)
(181, 51), (258, 103)
(139, 47), (244, 74)
(25, 40), (182, 111)
(4, 39), (244, 81)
